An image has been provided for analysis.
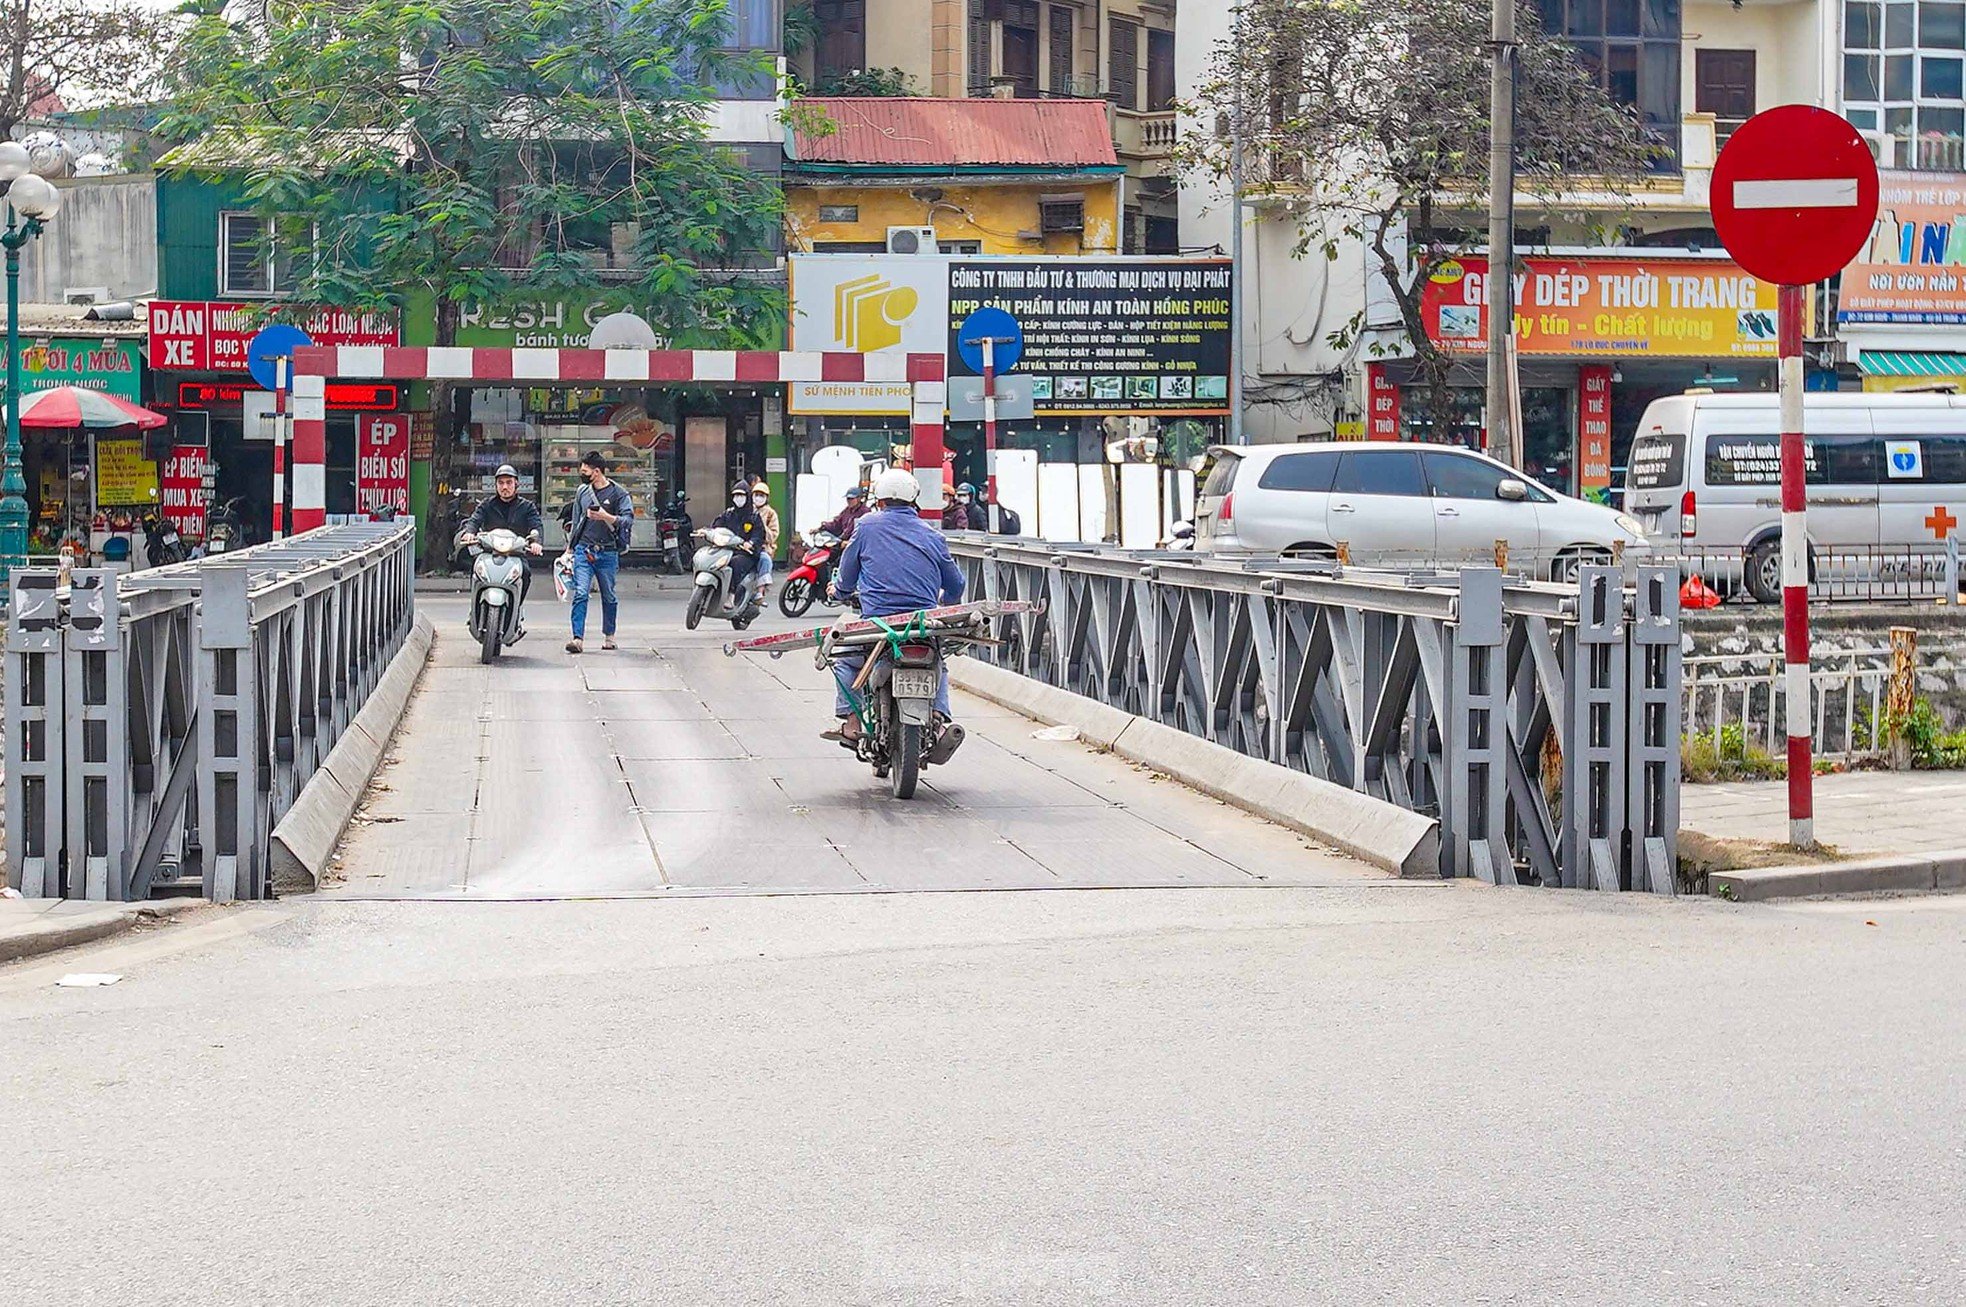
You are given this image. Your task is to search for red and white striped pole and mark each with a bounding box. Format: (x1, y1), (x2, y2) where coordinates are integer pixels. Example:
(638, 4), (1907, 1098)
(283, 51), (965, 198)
(1778, 282), (1813, 847)
(272, 355), (289, 540)
(981, 336), (999, 531)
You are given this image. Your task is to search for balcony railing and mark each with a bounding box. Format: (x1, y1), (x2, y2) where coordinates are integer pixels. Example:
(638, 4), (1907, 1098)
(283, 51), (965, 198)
(1112, 108), (1177, 160)
(1860, 130), (1966, 172)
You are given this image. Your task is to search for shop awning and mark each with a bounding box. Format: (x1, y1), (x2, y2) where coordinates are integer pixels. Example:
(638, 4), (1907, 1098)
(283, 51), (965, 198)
(1857, 351), (1966, 377)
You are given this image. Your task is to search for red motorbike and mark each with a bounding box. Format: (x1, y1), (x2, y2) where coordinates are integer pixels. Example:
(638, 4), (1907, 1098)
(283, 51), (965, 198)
(778, 529), (843, 618)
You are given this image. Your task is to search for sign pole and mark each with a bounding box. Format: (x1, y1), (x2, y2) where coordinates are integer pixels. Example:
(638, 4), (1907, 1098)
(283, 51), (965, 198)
(1778, 282), (1813, 847)
(272, 355), (288, 540)
(981, 336), (998, 531)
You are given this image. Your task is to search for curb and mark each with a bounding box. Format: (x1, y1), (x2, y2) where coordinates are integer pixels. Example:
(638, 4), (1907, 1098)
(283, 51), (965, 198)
(269, 614), (435, 893)
(0, 898), (209, 966)
(950, 659), (1441, 878)
(1710, 849), (1966, 902)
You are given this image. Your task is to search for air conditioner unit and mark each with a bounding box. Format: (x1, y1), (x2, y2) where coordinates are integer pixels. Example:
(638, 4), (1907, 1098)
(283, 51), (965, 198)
(1859, 129), (1895, 168)
(64, 287), (110, 305)
(886, 226), (939, 255)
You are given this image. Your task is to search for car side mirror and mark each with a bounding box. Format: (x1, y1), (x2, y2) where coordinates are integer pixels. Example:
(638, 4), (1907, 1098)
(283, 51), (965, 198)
(1497, 478), (1529, 502)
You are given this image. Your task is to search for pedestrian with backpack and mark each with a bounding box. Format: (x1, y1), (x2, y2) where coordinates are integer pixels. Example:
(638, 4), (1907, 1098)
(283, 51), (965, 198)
(564, 451), (634, 654)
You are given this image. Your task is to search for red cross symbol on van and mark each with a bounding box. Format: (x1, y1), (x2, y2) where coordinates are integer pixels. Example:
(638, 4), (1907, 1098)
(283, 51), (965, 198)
(1926, 505), (1958, 540)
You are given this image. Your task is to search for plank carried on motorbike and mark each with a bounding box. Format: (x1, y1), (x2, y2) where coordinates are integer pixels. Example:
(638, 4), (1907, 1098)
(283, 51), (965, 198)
(719, 598), (1044, 660)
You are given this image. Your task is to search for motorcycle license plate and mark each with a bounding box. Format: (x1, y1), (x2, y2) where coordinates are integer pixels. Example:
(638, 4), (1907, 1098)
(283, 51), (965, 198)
(891, 667), (938, 699)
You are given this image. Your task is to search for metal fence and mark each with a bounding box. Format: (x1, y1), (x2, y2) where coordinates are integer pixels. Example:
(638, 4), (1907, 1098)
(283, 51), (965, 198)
(1660, 539), (1965, 605)
(1684, 640), (1966, 762)
(5, 522), (415, 902)
(948, 541), (1683, 893)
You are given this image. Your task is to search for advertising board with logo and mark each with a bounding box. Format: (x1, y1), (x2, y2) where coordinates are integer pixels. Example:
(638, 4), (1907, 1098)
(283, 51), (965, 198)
(356, 413), (411, 517)
(1838, 171), (1966, 325)
(1421, 255), (1779, 357)
(786, 255), (952, 415)
(0, 338), (140, 402)
(148, 301), (399, 373)
(946, 258), (1233, 415)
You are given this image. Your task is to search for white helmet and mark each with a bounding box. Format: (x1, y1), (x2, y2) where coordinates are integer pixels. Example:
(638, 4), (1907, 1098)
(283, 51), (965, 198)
(871, 468), (920, 505)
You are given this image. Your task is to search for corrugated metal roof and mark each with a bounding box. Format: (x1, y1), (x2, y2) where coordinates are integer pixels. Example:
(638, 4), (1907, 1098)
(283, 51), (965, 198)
(792, 98), (1119, 169)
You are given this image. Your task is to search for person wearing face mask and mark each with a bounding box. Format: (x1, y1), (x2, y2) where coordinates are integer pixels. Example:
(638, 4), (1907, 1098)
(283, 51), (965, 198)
(564, 451), (633, 654)
(749, 478), (781, 594)
(711, 480), (765, 604)
(943, 482), (987, 532)
(461, 464), (545, 630)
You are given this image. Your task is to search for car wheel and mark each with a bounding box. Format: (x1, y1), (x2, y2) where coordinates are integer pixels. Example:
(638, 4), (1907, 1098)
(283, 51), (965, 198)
(1746, 539), (1784, 604)
(1551, 548), (1611, 585)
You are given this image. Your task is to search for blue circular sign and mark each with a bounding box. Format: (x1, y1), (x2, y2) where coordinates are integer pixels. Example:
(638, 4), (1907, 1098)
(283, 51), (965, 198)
(957, 307), (1023, 375)
(247, 324), (315, 391)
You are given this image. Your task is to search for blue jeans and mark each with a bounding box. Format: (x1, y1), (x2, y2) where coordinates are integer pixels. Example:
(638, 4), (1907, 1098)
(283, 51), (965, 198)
(570, 548), (619, 639)
(757, 554), (774, 588)
(833, 650), (951, 718)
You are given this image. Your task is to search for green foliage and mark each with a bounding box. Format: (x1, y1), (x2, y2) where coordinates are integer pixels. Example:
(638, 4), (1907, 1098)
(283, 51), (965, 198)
(156, 0), (786, 348)
(1884, 697), (1966, 769)
(782, 1), (820, 57)
(1682, 723), (1786, 783)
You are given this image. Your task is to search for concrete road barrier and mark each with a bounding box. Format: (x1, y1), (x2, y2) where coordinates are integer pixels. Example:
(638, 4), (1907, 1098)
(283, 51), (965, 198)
(1710, 849), (1966, 901)
(269, 614), (435, 893)
(951, 658), (1441, 878)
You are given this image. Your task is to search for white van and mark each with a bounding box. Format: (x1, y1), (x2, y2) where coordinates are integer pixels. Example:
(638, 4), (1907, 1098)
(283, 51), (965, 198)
(1625, 391), (1966, 601)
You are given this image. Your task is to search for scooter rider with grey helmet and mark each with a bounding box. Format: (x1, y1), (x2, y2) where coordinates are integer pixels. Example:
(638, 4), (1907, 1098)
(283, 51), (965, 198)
(462, 464), (545, 630)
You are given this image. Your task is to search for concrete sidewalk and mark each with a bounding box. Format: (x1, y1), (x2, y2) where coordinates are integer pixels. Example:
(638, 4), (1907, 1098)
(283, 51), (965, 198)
(1682, 769), (1966, 855)
(0, 897), (207, 965)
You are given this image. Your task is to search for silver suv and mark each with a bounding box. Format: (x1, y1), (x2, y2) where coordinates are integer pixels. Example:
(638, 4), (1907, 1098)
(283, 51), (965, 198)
(1194, 442), (1648, 579)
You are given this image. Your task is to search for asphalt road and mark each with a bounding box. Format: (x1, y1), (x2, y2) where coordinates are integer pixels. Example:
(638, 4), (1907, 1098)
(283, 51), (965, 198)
(4, 884), (1963, 1305)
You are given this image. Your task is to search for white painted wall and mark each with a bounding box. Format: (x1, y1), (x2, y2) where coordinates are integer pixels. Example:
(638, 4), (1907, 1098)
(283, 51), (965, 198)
(1683, 0), (1825, 115)
(15, 174), (156, 302)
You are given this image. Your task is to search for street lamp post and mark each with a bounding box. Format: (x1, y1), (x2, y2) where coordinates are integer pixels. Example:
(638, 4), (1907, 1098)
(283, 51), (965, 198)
(0, 141), (62, 589)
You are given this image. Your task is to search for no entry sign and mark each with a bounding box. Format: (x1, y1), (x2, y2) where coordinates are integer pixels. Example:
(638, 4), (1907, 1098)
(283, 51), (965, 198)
(1711, 105), (1880, 287)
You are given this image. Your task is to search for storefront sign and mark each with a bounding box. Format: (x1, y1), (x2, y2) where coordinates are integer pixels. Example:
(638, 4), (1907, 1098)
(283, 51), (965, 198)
(95, 438), (158, 507)
(160, 445), (208, 537)
(1838, 171), (1966, 325)
(787, 255), (954, 416)
(1422, 256), (1778, 357)
(1, 338), (140, 402)
(148, 301), (398, 373)
(947, 258), (1232, 415)
(455, 295), (666, 349)
(1365, 365), (1401, 440)
(409, 411), (434, 461)
(1578, 365), (1613, 503)
(356, 414), (411, 517)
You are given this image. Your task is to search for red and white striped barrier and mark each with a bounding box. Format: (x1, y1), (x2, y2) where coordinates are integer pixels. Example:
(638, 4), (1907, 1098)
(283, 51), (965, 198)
(282, 347), (948, 533)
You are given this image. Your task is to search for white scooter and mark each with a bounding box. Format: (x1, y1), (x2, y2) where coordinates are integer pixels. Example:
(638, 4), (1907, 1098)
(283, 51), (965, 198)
(458, 527), (534, 663)
(686, 526), (762, 631)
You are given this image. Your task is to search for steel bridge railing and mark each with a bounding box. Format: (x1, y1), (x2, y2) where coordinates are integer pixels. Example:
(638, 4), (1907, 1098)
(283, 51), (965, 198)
(948, 541), (1684, 893)
(6, 521), (416, 903)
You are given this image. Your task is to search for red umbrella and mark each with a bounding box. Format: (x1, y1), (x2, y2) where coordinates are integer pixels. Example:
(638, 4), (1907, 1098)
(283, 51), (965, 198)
(8, 385), (167, 430)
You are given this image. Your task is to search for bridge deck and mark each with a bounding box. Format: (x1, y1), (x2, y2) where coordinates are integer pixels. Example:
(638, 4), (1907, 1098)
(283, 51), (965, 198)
(330, 595), (1386, 898)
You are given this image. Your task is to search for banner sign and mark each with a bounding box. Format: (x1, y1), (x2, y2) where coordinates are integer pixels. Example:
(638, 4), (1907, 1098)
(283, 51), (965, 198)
(947, 258), (1232, 415)
(356, 413), (411, 517)
(95, 437), (159, 507)
(1578, 364), (1613, 503)
(1838, 170), (1966, 325)
(786, 255), (953, 416)
(1422, 255), (1779, 357)
(0, 338), (140, 402)
(1365, 364), (1401, 440)
(148, 301), (398, 373)
(160, 445), (209, 537)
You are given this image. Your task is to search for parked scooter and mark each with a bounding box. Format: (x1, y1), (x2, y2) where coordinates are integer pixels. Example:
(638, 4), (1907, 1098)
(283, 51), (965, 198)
(656, 491), (694, 575)
(685, 526), (761, 631)
(140, 510), (186, 567)
(205, 496), (249, 554)
(457, 526), (532, 663)
(778, 530), (843, 618)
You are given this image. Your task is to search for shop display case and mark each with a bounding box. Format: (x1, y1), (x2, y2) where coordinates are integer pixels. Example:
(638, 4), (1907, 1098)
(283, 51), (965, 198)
(539, 425), (669, 550)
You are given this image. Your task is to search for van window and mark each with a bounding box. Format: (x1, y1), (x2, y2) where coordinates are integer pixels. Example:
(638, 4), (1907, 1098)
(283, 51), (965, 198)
(1257, 451), (1340, 492)
(1628, 433), (1685, 489)
(1875, 432), (1966, 482)
(1704, 433), (1881, 487)
(1200, 451), (1240, 497)
(1333, 449), (1427, 497)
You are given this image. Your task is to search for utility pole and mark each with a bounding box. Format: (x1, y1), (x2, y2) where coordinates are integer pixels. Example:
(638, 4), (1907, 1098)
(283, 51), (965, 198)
(1227, 4), (1248, 446)
(1485, 0), (1519, 466)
